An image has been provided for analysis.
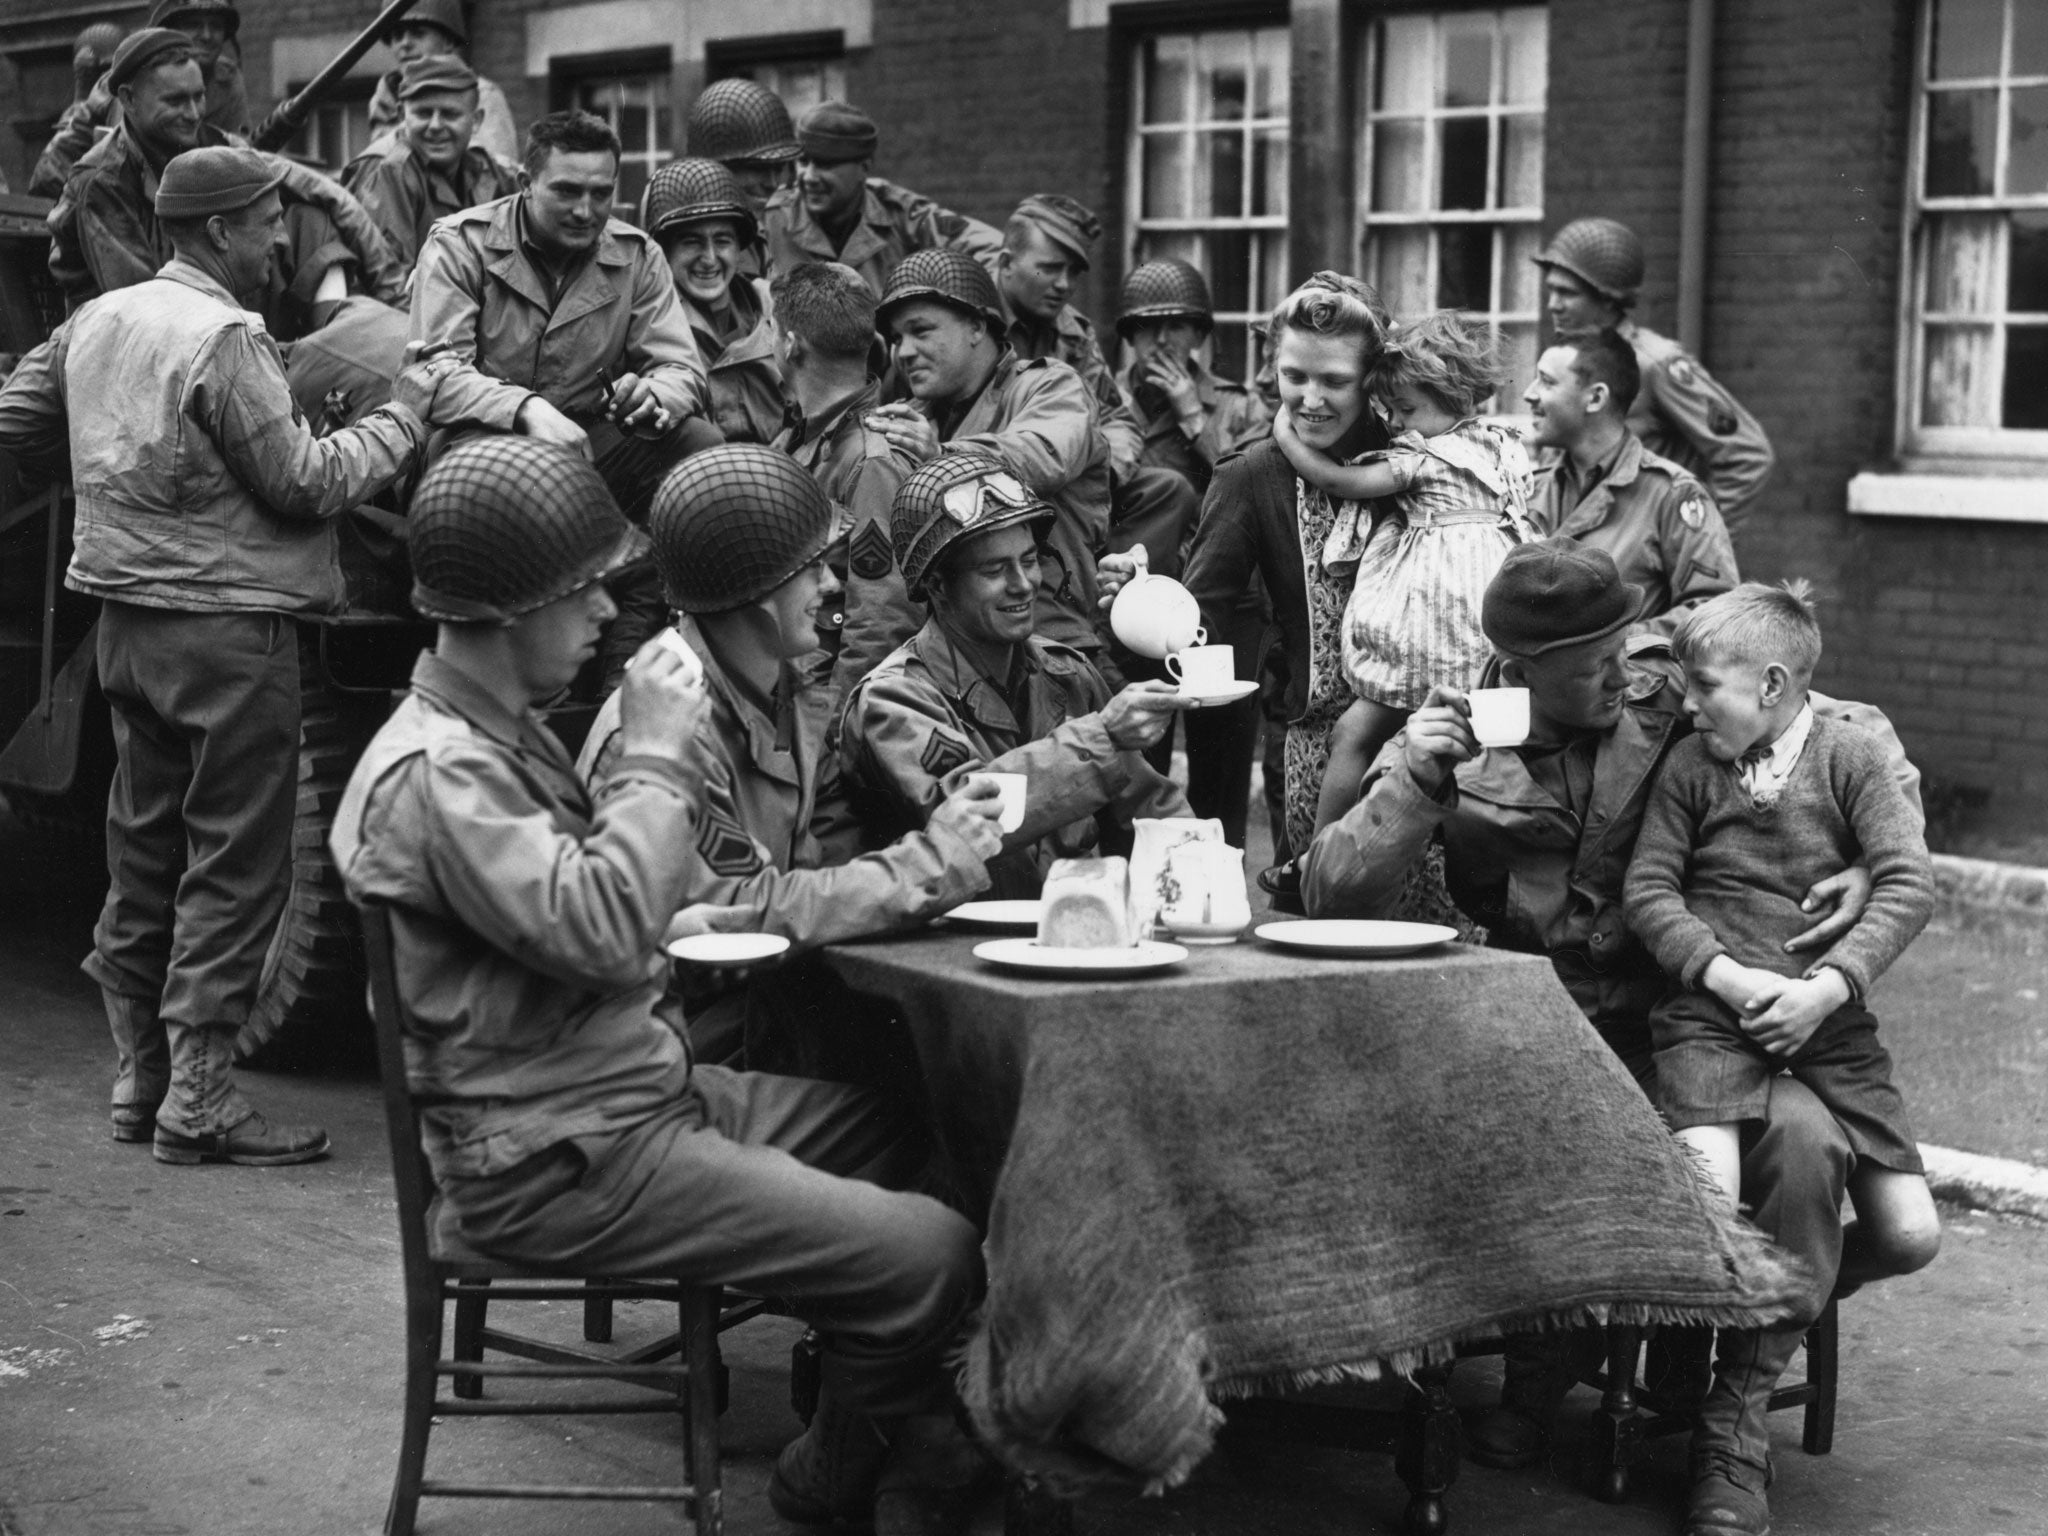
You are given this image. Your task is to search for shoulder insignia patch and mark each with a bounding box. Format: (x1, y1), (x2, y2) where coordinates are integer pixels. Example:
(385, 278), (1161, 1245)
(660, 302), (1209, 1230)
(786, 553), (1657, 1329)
(1667, 357), (1698, 387)
(850, 520), (895, 582)
(1679, 496), (1710, 529)
(696, 803), (765, 879)
(920, 729), (975, 779)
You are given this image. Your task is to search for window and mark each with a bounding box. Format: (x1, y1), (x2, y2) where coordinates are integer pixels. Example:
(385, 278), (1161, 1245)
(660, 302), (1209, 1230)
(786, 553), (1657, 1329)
(1358, 7), (1547, 410)
(285, 82), (373, 174)
(569, 72), (673, 210)
(1125, 25), (1290, 384)
(709, 32), (847, 124)
(1905, 0), (2048, 453)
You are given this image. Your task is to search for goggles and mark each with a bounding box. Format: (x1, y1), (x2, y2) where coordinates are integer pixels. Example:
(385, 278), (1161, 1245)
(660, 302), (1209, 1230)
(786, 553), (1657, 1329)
(939, 469), (1036, 527)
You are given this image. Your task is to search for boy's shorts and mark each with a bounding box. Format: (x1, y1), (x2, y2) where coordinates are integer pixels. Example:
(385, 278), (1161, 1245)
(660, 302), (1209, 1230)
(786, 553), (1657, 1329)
(1649, 990), (1924, 1175)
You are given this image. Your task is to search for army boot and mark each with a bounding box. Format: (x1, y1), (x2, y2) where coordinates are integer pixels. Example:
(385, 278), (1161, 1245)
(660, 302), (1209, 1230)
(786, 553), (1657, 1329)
(872, 1413), (997, 1536)
(151, 1022), (329, 1166)
(103, 990), (169, 1142)
(1684, 1324), (1804, 1536)
(768, 1387), (894, 1527)
(1466, 1327), (1600, 1469)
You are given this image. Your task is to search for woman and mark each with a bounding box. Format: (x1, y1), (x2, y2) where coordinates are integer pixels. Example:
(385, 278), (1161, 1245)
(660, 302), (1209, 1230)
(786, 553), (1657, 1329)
(840, 453), (1189, 898)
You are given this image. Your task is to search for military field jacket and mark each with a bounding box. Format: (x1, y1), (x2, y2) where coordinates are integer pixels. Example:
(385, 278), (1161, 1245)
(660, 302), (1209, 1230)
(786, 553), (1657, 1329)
(762, 176), (1002, 295)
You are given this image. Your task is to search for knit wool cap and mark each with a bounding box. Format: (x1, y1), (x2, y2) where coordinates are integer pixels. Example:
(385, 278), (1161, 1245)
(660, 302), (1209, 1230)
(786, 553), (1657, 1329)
(106, 27), (194, 91)
(795, 100), (878, 164)
(1481, 538), (1645, 658)
(410, 438), (649, 625)
(396, 53), (479, 100)
(146, 0), (239, 40)
(154, 145), (286, 219)
(650, 445), (834, 614)
(688, 78), (799, 164)
(1012, 193), (1101, 269)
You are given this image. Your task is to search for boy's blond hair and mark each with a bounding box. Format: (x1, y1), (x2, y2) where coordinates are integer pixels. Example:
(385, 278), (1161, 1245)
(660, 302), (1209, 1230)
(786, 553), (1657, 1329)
(1672, 579), (1823, 687)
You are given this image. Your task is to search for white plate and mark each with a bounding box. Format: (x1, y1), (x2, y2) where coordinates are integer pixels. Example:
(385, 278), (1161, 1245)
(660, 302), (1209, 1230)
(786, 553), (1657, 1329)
(667, 932), (790, 966)
(944, 900), (1044, 931)
(1173, 680), (1259, 709)
(972, 938), (1189, 977)
(1253, 920), (1458, 957)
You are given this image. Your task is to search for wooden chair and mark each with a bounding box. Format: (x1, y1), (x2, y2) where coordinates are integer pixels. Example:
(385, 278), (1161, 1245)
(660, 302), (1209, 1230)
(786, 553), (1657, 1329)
(359, 900), (726, 1536)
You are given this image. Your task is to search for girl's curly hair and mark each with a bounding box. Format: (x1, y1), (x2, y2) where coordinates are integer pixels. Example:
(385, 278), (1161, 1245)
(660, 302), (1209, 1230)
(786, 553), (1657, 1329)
(1368, 309), (1505, 418)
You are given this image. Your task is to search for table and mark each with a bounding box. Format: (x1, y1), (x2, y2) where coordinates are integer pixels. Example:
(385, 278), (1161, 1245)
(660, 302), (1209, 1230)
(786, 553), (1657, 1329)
(821, 925), (1808, 1532)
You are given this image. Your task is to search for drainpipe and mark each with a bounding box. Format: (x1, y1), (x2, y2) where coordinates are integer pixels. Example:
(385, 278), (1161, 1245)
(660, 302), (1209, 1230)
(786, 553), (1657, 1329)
(1677, 0), (1715, 357)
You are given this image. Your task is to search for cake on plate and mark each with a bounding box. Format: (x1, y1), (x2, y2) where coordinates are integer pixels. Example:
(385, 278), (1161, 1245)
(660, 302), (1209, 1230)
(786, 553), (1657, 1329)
(1036, 856), (1137, 949)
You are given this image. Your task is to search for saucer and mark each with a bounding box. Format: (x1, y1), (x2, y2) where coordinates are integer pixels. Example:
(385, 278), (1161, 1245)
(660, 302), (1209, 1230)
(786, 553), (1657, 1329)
(667, 933), (790, 966)
(1173, 680), (1259, 709)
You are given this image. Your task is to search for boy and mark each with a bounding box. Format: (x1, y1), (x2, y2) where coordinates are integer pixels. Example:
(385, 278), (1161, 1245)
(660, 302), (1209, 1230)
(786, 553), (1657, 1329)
(1624, 581), (1940, 1278)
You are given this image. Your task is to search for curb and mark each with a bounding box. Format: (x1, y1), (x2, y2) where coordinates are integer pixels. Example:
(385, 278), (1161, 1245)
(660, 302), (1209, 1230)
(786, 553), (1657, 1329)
(1920, 1143), (2048, 1224)
(1932, 854), (2048, 922)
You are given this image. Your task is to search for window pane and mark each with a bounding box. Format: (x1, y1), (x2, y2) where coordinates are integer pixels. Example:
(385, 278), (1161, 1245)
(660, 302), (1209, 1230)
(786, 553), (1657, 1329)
(1253, 27), (1289, 118)
(1438, 223), (1494, 309)
(1205, 230), (1253, 313)
(2012, 210), (2048, 312)
(1925, 88), (1998, 197)
(1198, 31), (1250, 121)
(2004, 326), (2048, 428)
(1375, 17), (1435, 115)
(1440, 14), (1494, 109)
(1368, 226), (1433, 318)
(1214, 325), (1249, 386)
(2008, 86), (2048, 197)
(2018, 0), (2048, 76)
(1254, 229), (1290, 312)
(1251, 126), (1287, 218)
(1493, 320), (1538, 410)
(1930, 0), (2004, 80)
(1138, 230), (1202, 269)
(1143, 134), (1190, 218)
(1197, 129), (1245, 219)
(617, 161), (649, 211)
(1502, 115), (1543, 209)
(1502, 222), (1543, 311)
(1925, 212), (2004, 312)
(1372, 120), (1429, 213)
(1921, 324), (1999, 425)
(1502, 7), (1548, 105)
(1440, 117), (1490, 210)
(1145, 36), (1193, 124)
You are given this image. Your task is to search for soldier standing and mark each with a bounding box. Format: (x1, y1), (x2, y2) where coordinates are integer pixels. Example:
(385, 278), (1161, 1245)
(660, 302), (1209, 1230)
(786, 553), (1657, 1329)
(1115, 258), (1273, 496)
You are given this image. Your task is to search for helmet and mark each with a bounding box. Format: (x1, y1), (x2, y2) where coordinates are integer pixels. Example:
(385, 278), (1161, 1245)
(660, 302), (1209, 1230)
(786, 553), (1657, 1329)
(641, 157), (758, 248)
(687, 78), (800, 164)
(380, 0), (466, 43)
(1533, 218), (1645, 308)
(892, 453), (1053, 596)
(409, 438), (648, 624)
(877, 248), (1007, 337)
(147, 0), (239, 39)
(1117, 258), (1214, 338)
(650, 445), (834, 614)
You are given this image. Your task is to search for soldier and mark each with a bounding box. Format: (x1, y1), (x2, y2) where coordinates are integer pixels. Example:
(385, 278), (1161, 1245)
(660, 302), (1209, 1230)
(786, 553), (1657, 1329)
(764, 101), (1002, 296)
(342, 56), (516, 287)
(27, 22), (123, 198)
(46, 29), (407, 337)
(1534, 217), (1776, 533)
(363, 0), (520, 169)
(685, 76), (800, 275)
(642, 158), (788, 444)
(1115, 258), (1273, 497)
(575, 445), (1007, 1080)
(329, 437), (999, 1536)
(1524, 328), (1738, 629)
(768, 260), (923, 697)
(866, 250), (1110, 658)
(0, 147), (447, 1164)
(839, 454), (1187, 900)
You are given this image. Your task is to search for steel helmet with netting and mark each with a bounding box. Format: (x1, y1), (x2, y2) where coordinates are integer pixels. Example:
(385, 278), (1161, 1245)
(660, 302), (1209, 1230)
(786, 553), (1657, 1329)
(877, 248), (1008, 337)
(409, 438), (649, 624)
(686, 78), (800, 164)
(1533, 218), (1646, 308)
(1117, 258), (1214, 339)
(650, 445), (835, 614)
(641, 157), (758, 248)
(892, 453), (1054, 596)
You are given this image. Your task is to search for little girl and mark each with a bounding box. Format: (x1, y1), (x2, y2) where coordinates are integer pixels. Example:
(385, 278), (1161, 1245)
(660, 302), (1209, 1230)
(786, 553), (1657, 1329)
(1272, 310), (1533, 838)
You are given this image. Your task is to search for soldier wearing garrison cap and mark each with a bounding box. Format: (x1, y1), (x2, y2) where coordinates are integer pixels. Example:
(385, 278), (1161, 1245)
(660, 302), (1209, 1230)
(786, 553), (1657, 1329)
(1535, 217), (1776, 532)
(0, 143), (452, 1166)
(1115, 257), (1273, 496)
(364, 0), (520, 169)
(1302, 535), (1926, 1536)
(839, 454), (1189, 902)
(764, 99), (1002, 296)
(576, 445), (1006, 1080)
(333, 436), (999, 1536)
(343, 54), (516, 286)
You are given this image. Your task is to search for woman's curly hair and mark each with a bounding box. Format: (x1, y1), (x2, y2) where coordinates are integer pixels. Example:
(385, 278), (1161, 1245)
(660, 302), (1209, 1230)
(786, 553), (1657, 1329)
(1264, 271), (1391, 356)
(1368, 309), (1505, 418)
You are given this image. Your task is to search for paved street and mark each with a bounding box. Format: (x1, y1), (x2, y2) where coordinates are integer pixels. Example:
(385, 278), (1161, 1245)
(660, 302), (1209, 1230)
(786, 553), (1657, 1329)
(3, 817), (2046, 1536)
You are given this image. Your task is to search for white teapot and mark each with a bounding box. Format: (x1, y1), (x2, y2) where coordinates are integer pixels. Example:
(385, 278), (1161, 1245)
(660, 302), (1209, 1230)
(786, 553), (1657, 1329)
(1109, 548), (1205, 660)
(1159, 841), (1251, 945)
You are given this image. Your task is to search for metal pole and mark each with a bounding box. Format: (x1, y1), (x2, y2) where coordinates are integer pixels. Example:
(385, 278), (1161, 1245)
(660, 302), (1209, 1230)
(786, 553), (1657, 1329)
(1677, 0), (1716, 358)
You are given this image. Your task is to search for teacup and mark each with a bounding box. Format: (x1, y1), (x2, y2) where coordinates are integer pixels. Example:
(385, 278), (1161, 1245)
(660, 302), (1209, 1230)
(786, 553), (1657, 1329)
(1166, 644), (1236, 694)
(967, 771), (1027, 833)
(1467, 686), (1531, 748)
(1110, 570), (1206, 659)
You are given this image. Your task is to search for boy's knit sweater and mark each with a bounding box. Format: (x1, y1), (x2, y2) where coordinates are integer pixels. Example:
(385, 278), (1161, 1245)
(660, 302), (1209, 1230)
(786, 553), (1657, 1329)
(1624, 713), (1934, 1000)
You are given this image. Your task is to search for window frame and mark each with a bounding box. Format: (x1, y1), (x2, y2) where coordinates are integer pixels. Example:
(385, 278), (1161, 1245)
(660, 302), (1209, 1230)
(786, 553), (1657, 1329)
(284, 77), (375, 175)
(550, 47), (675, 213)
(705, 28), (848, 120)
(1895, 0), (2048, 463)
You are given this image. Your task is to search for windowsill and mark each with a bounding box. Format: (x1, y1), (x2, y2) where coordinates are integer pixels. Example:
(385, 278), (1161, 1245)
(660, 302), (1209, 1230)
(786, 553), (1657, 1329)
(1846, 469), (2048, 524)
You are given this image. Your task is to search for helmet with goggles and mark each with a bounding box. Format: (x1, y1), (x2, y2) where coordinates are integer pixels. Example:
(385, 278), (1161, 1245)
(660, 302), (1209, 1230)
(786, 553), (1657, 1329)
(892, 453), (1054, 595)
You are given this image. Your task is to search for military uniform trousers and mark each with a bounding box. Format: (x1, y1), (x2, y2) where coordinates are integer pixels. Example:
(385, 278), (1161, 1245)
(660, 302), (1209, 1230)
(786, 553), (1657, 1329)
(86, 602), (303, 1137)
